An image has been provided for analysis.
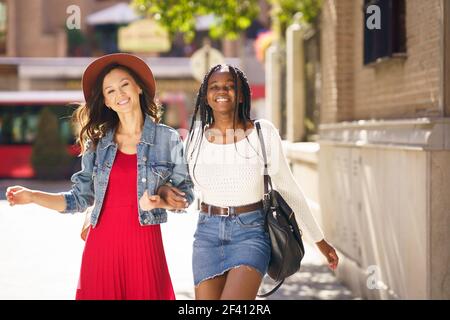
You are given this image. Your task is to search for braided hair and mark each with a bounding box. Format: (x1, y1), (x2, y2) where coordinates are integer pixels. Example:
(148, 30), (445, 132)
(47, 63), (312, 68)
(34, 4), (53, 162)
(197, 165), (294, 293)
(186, 64), (254, 185)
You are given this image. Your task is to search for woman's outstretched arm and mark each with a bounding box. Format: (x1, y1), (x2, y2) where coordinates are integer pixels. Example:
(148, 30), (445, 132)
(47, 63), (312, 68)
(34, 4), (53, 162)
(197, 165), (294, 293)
(261, 120), (339, 270)
(7, 141), (96, 214)
(6, 186), (66, 212)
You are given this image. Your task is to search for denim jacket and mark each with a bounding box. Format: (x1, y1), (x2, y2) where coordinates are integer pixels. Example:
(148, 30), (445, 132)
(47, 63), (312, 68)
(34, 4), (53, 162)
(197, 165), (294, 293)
(60, 115), (194, 227)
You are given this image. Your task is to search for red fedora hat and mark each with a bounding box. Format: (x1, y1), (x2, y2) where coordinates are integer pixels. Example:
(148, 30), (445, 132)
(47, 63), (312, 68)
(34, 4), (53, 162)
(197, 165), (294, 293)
(82, 53), (156, 102)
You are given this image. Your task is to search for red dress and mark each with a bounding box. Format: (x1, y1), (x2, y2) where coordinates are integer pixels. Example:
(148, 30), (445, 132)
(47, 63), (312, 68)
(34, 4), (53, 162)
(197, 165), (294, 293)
(75, 150), (175, 300)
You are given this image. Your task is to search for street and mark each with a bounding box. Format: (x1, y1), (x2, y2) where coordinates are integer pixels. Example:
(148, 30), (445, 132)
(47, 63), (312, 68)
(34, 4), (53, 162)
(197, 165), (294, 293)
(0, 180), (356, 300)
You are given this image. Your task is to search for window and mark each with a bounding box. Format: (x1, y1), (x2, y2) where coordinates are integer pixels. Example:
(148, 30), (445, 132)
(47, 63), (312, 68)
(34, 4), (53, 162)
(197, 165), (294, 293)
(0, 106), (75, 145)
(363, 0), (406, 65)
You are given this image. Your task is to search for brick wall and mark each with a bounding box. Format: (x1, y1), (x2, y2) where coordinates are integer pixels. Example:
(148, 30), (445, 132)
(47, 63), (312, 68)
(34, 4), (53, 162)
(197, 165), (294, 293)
(321, 0), (442, 123)
(15, 0), (57, 56)
(321, 0), (355, 123)
(9, 0), (125, 57)
(320, 0), (338, 124)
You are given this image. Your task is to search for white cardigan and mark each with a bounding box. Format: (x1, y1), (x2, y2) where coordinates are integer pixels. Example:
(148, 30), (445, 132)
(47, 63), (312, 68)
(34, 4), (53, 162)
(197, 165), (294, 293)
(186, 119), (324, 242)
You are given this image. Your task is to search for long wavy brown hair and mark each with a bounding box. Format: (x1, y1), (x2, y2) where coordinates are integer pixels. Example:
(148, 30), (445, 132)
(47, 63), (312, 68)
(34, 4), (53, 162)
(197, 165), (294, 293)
(73, 63), (162, 154)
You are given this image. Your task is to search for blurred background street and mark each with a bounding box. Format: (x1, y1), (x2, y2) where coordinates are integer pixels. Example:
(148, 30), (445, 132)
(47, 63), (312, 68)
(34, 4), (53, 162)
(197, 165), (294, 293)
(0, 180), (355, 300)
(0, 0), (449, 300)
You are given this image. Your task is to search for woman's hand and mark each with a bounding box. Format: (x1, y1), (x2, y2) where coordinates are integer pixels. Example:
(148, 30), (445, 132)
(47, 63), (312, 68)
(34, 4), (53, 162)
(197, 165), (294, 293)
(138, 187), (188, 211)
(139, 190), (168, 211)
(156, 185), (189, 210)
(5, 186), (33, 206)
(316, 239), (339, 270)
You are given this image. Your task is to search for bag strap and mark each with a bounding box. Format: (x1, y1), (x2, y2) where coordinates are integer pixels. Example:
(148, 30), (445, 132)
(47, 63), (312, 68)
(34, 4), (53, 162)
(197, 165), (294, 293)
(255, 120), (284, 298)
(256, 279), (285, 298)
(255, 121), (273, 201)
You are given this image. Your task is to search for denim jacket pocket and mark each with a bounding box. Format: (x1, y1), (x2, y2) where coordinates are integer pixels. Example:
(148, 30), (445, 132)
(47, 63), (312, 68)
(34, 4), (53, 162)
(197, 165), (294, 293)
(150, 162), (173, 186)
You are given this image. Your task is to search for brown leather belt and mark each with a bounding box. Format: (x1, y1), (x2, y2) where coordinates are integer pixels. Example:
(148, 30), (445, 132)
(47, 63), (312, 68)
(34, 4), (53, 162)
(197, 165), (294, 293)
(201, 201), (263, 216)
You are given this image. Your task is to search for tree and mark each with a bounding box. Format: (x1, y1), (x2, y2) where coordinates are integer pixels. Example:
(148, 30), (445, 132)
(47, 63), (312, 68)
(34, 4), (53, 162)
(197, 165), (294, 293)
(132, 0), (259, 42)
(31, 107), (71, 180)
(269, 0), (323, 38)
(66, 26), (87, 57)
(132, 0), (322, 43)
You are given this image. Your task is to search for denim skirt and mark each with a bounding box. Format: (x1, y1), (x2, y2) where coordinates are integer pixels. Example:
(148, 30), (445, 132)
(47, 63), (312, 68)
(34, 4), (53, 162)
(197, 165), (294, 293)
(192, 208), (271, 286)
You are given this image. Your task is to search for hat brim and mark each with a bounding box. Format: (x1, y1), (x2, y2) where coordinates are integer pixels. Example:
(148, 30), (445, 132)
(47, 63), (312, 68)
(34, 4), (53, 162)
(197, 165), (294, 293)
(82, 53), (156, 102)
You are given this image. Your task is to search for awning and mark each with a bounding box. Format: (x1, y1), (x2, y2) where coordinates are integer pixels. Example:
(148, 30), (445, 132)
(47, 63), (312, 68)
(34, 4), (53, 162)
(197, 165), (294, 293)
(86, 3), (140, 26)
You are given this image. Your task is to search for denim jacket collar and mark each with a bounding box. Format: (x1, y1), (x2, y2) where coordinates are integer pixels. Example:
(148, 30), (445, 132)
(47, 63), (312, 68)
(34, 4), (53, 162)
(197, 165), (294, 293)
(99, 114), (156, 150)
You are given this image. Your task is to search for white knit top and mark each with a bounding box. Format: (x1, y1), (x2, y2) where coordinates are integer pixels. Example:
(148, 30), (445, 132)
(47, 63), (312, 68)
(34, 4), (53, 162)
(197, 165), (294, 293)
(186, 119), (324, 242)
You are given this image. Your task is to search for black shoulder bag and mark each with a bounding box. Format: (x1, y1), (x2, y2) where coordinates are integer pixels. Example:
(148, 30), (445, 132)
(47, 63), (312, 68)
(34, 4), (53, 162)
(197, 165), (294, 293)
(255, 121), (305, 298)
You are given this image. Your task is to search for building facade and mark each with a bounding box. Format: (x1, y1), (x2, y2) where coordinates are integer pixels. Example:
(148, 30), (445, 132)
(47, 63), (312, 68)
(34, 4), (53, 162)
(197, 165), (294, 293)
(273, 0), (450, 299)
(1, 0), (127, 57)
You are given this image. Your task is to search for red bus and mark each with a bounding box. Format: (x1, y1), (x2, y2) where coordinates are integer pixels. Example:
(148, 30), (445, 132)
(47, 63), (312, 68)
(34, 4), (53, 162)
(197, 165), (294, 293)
(0, 91), (83, 178)
(0, 90), (191, 179)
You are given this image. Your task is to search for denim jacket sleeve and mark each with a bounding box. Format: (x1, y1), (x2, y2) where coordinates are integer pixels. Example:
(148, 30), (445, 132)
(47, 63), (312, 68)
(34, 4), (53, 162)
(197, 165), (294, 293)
(168, 130), (194, 205)
(59, 142), (95, 213)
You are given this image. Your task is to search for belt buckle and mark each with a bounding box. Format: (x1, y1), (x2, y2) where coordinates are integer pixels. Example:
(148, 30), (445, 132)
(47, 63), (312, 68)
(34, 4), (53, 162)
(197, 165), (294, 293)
(217, 206), (232, 217)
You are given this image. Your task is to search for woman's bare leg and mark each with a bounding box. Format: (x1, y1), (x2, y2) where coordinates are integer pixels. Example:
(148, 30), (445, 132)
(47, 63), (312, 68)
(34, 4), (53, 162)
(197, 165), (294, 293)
(195, 273), (227, 300)
(220, 266), (263, 300)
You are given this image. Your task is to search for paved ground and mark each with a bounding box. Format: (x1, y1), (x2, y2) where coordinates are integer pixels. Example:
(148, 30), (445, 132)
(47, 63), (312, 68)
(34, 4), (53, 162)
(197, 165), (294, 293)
(0, 179), (357, 300)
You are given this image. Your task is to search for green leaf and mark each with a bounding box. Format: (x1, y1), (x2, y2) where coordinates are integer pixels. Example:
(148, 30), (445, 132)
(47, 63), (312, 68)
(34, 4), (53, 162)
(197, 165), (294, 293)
(132, 0), (259, 43)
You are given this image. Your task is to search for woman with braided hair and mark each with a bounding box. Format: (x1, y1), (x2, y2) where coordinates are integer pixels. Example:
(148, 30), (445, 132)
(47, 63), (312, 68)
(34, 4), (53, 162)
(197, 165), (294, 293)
(186, 64), (339, 300)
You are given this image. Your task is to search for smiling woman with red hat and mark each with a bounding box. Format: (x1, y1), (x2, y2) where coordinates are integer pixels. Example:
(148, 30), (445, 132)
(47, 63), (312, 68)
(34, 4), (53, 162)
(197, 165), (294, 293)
(5, 53), (194, 300)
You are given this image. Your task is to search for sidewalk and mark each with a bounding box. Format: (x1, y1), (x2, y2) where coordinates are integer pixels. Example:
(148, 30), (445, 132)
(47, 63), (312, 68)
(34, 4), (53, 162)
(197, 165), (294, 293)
(164, 207), (356, 300)
(0, 180), (357, 300)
